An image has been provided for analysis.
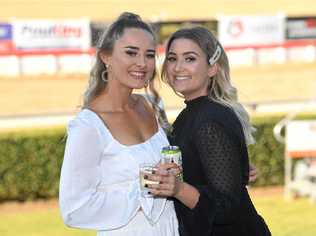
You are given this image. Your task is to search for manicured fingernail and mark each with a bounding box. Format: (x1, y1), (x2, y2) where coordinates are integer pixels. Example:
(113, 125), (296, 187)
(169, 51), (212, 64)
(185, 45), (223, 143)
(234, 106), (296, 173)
(144, 175), (148, 179)
(145, 184), (148, 188)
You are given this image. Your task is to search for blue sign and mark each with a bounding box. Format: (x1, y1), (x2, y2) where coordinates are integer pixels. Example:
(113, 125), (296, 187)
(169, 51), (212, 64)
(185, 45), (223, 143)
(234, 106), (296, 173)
(0, 23), (12, 40)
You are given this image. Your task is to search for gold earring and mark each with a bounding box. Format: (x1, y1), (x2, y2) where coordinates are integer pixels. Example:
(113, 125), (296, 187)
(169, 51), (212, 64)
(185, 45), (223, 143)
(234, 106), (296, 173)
(144, 80), (149, 87)
(208, 77), (215, 91)
(101, 70), (108, 82)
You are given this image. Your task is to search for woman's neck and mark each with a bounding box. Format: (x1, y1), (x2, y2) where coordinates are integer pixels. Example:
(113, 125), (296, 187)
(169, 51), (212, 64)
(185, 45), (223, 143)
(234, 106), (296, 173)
(183, 91), (208, 102)
(92, 82), (135, 113)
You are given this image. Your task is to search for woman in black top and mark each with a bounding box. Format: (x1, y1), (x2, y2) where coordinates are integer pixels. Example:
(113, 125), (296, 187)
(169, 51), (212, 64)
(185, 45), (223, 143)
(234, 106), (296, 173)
(147, 27), (271, 235)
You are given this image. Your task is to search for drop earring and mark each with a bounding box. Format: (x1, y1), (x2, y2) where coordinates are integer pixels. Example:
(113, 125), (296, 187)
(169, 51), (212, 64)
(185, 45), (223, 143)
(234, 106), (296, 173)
(101, 64), (109, 82)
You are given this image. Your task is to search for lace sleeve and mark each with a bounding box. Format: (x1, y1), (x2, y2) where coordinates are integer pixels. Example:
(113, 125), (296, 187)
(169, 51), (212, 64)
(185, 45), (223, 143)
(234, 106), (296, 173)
(192, 120), (243, 224)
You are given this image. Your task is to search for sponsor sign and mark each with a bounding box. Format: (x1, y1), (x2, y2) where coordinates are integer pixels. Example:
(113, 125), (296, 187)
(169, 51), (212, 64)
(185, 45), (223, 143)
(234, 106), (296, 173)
(0, 23), (13, 52)
(0, 23), (12, 40)
(286, 120), (316, 157)
(286, 17), (316, 39)
(0, 41), (13, 52)
(218, 15), (285, 47)
(13, 19), (91, 50)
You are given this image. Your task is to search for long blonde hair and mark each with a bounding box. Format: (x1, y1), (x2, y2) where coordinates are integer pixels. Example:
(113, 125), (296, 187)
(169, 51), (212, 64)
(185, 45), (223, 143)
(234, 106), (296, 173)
(83, 12), (170, 131)
(162, 26), (255, 144)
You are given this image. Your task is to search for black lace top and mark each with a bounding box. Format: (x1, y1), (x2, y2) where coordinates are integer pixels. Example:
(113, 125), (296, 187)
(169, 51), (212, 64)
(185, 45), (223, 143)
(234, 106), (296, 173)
(169, 96), (270, 236)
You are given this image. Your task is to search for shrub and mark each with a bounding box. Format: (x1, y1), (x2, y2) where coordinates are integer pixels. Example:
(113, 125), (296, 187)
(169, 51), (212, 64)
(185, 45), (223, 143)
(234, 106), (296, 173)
(0, 113), (315, 201)
(0, 128), (66, 202)
(249, 113), (316, 186)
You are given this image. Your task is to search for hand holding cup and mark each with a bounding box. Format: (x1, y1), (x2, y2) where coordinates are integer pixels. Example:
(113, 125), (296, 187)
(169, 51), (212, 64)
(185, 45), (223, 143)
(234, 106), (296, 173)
(144, 162), (183, 198)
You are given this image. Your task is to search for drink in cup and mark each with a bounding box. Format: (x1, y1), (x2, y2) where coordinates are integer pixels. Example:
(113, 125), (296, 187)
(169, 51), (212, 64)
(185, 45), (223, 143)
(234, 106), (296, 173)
(139, 163), (159, 197)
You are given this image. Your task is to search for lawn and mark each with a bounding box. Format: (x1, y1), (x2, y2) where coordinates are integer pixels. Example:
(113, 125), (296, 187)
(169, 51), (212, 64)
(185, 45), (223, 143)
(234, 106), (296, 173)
(0, 207), (94, 236)
(0, 187), (316, 236)
(252, 193), (316, 236)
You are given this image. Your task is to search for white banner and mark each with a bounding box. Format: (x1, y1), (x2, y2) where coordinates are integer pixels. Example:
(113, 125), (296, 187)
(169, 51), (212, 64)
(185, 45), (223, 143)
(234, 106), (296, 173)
(13, 19), (91, 50)
(286, 120), (316, 153)
(218, 15), (285, 47)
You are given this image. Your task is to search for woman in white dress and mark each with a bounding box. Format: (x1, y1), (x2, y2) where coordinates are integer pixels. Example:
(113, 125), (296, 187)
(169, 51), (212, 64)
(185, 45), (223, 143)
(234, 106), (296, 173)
(59, 12), (179, 236)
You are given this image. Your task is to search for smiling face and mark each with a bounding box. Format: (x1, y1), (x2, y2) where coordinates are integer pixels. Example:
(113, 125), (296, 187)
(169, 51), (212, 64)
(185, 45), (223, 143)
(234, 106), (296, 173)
(165, 38), (217, 101)
(100, 27), (156, 90)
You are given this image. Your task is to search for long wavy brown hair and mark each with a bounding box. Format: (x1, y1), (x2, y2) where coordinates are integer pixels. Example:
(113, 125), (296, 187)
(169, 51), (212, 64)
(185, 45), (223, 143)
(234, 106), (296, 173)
(161, 26), (255, 144)
(83, 12), (170, 131)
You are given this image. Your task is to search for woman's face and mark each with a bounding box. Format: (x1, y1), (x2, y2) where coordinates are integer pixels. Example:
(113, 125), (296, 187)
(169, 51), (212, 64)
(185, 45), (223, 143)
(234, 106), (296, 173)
(101, 28), (156, 90)
(165, 38), (216, 100)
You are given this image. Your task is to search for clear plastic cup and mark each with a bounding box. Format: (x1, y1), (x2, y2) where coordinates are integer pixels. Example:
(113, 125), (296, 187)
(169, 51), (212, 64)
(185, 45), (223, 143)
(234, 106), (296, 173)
(139, 163), (158, 197)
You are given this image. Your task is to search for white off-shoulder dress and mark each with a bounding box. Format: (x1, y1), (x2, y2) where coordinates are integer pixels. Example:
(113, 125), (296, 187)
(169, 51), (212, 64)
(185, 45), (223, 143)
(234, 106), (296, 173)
(59, 109), (179, 236)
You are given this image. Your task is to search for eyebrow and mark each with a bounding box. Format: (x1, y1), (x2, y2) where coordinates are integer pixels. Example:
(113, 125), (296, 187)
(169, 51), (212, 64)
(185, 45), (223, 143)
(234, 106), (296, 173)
(167, 51), (199, 56)
(124, 46), (156, 53)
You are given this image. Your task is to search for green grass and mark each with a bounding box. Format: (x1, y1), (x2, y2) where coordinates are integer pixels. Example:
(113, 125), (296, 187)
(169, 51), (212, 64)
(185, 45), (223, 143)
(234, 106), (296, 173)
(1, 192), (316, 236)
(253, 196), (316, 236)
(0, 208), (94, 236)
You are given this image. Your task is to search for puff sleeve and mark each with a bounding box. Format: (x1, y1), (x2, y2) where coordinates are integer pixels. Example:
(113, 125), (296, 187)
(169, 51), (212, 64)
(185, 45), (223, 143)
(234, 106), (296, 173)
(59, 117), (109, 229)
(59, 112), (168, 231)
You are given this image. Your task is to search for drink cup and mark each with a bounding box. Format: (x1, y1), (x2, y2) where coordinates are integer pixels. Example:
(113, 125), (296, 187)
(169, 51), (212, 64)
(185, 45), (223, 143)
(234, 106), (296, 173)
(139, 163), (159, 197)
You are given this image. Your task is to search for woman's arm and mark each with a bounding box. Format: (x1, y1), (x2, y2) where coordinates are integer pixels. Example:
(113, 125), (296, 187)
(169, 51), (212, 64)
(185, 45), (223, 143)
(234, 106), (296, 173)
(59, 119), (104, 228)
(149, 120), (244, 221)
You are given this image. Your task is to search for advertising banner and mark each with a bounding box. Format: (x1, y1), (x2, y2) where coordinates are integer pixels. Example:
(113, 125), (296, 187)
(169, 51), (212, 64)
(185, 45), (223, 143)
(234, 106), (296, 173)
(0, 23), (12, 40)
(286, 120), (316, 157)
(286, 17), (316, 39)
(218, 15), (285, 47)
(13, 19), (91, 50)
(0, 23), (13, 52)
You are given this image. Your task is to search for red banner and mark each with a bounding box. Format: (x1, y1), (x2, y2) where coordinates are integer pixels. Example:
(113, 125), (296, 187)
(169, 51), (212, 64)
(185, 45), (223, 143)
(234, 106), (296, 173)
(0, 41), (14, 53)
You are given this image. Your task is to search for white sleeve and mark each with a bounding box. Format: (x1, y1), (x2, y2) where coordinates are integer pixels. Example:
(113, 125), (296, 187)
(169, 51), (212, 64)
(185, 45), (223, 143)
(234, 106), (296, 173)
(59, 114), (167, 230)
(59, 118), (106, 229)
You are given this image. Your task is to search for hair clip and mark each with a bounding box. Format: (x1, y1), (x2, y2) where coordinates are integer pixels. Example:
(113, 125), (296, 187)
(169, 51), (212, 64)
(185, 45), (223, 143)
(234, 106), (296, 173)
(208, 45), (221, 66)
